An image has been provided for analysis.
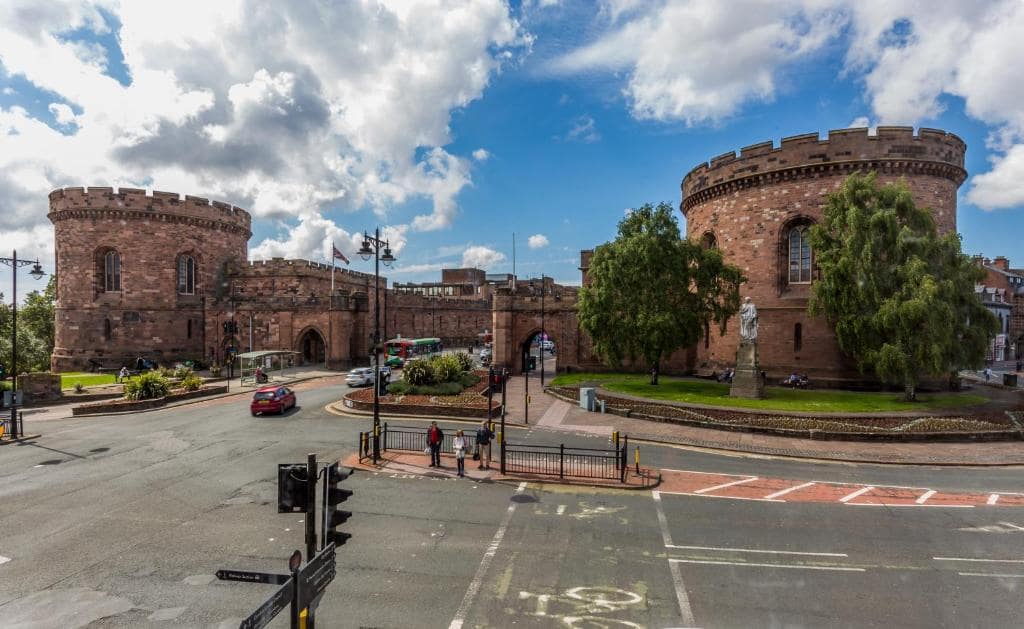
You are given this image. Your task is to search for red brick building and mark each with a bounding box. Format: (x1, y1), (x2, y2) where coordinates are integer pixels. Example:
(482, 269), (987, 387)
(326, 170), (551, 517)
(680, 126), (967, 382)
(974, 255), (1024, 361)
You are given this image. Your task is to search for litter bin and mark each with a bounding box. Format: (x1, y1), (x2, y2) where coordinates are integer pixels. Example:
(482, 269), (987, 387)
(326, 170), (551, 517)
(1003, 373), (1018, 387)
(579, 387), (596, 412)
(527, 356), (537, 371)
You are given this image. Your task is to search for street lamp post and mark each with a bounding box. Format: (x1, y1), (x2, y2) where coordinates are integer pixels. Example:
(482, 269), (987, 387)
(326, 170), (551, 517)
(1, 250), (46, 440)
(358, 228), (395, 463)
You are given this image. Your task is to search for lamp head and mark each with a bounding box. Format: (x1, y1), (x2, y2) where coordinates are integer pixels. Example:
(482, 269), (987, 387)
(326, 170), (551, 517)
(358, 238), (373, 261)
(30, 263), (45, 280)
(381, 246), (395, 267)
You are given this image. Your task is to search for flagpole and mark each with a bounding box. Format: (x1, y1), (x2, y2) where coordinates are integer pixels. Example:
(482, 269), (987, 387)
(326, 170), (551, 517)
(331, 240), (336, 295)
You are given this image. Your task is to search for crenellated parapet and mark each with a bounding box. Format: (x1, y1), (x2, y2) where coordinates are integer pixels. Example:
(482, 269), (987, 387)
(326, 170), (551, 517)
(241, 258), (377, 283)
(48, 186), (252, 238)
(681, 127), (967, 215)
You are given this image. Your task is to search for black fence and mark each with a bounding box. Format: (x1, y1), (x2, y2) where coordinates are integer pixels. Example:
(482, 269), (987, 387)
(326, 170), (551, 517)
(502, 440), (626, 481)
(361, 421), (631, 483)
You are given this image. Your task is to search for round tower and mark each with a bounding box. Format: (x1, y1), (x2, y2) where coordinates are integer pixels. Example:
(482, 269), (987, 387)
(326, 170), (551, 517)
(48, 187), (251, 371)
(680, 127), (967, 383)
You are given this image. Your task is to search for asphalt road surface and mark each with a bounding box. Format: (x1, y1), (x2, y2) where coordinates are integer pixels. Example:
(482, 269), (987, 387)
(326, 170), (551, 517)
(1, 376), (1022, 628)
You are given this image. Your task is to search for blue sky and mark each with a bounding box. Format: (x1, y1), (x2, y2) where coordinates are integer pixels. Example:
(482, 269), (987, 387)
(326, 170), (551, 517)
(2, 1), (1023, 300)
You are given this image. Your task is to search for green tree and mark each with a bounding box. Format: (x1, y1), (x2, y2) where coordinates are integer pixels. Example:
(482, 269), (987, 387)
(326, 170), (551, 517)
(578, 202), (745, 384)
(809, 173), (997, 400)
(19, 275), (56, 358)
(0, 288), (52, 375)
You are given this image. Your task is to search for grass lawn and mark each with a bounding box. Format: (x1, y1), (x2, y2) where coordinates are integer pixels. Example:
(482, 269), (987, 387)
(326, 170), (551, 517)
(60, 372), (117, 390)
(549, 372), (987, 412)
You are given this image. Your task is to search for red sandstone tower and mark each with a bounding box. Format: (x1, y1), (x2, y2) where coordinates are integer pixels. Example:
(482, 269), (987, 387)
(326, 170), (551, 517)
(48, 187), (251, 371)
(681, 127), (967, 382)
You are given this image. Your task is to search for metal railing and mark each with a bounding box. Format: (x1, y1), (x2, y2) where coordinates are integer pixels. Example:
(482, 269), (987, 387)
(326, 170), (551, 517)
(502, 434), (628, 482)
(380, 423), (474, 455)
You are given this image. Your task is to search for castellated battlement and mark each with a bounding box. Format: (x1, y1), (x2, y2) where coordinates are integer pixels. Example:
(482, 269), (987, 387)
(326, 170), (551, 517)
(242, 258), (377, 283)
(682, 127), (967, 211)
(48, 186), (252, 235)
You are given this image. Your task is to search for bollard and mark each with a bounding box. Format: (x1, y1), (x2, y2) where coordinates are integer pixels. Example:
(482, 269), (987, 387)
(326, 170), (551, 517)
(635, 446), (640, 474)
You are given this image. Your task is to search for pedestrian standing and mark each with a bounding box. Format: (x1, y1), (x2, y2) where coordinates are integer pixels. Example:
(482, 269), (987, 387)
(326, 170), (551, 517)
(427, 421), (444, 467)
(476, 420), (493, 469)
(453, 429), (467, 477)
(984, 367), (993, 382)
(117, 366), (129, 383)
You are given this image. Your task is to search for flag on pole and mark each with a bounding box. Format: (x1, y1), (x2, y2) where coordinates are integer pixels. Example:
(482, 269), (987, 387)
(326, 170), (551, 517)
(332, 244), (350, 265)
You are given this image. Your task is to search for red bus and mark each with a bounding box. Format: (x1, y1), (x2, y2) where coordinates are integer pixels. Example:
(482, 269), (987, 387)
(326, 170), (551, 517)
(385, 337), (442, 366)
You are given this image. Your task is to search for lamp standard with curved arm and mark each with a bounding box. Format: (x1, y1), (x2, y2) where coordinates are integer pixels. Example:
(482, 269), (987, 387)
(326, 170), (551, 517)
(1, 250), (46, 440)
(358, 229), (395, 462)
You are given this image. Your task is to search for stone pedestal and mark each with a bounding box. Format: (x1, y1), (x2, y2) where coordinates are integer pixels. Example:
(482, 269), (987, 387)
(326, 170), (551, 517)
(730, 340), (764, 399)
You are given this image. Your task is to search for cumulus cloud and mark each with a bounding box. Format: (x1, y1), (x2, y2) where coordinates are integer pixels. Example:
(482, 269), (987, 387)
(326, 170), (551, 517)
(472, 148), (490, 161)
(0, 0), (530, 275)
(550, 0), (842, 124)
(462, 245), (506, 269)
(966, 144), (1024, 209)
(528, 233), (549, 249)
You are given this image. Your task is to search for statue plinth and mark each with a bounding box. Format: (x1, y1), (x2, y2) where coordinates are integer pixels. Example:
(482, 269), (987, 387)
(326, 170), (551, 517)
(730, 339), (764, 399)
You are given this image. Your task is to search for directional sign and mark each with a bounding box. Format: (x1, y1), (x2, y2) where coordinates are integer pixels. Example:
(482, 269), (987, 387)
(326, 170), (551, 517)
(299, 543), (336, 608)
(238, 578), (293, 629)
(216, 569), (290, 585)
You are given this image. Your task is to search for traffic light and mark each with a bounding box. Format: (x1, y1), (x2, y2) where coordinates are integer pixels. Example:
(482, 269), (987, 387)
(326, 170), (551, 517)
(278, 463), (310, 513)
(323, 463), (353, 546)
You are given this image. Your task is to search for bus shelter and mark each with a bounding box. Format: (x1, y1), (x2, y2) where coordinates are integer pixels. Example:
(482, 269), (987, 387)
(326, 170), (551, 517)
(237, 350), (299, 387)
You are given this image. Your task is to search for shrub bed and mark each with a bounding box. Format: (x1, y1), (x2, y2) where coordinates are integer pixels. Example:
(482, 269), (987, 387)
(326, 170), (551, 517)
(548, 385), (1020, 440)
(342, 369), (499, 418)
(73, 385), (227, 416)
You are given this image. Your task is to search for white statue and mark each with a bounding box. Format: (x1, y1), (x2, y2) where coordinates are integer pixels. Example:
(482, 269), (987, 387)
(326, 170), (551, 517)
(739, 297), (758, 341)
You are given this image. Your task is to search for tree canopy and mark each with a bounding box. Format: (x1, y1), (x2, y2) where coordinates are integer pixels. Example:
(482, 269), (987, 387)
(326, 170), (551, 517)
(577, 202), (744, 384)
(0, 275), (56, 375)
(809, 174), (996, 400)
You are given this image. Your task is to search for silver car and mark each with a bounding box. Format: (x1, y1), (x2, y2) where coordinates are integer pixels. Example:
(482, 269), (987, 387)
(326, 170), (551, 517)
(345, 367), (375, 387)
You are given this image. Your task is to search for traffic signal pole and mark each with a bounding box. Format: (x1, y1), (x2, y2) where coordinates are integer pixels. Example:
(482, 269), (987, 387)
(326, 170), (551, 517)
(305, 453), (317, 563)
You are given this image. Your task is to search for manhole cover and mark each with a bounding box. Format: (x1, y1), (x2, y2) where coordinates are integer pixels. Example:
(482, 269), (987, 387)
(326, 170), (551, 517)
(37, 459), (63, 466)
(89, 447), (110, 453)
(510, 494), (537, 503)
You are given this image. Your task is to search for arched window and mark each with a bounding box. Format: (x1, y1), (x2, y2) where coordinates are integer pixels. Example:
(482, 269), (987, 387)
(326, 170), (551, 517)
(178, 255), (196, 295)
(788, 226), (812, 284)
(794, 322), (803, 352)
(104, 251), (121, 292)
(701, 232), (718, 250)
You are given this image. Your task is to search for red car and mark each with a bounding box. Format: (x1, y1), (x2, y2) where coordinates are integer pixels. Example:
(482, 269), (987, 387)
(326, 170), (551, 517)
(250, 385), (297, 416)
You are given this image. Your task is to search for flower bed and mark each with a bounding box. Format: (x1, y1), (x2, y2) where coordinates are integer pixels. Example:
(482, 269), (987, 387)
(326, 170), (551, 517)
(548, 386), (1021, 441)
(72, 385), (228, 416)
(342, 370), (500, 419)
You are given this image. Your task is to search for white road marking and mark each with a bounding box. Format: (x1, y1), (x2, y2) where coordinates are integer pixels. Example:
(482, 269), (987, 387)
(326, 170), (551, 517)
(0, 555), (10, 566)
(847, 504), (973, 509)
(763, 481), (816, 500)
(934, 557), (1024, 563)
(556, 505), (566, 515)
(666, 545), (847, 557)
(656, 491), (783, 503)
(670, 558), (865, 572)
(449, 481), (527, 629)
(839, 486), (874, 503)
(1001, 522), (1024, 531)
(958, 572), (1024, 578)
(988, 494), (1000, 505)
(653, 491), (696, 627)
(916, 490), (936, 504)
(693, 477), (758, 494)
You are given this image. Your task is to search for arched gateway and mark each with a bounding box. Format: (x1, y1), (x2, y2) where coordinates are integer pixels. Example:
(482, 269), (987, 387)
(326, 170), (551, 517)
(296, 328), (326, 365)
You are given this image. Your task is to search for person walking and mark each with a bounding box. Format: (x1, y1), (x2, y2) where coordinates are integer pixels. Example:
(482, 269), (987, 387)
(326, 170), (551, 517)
(117, 366), (129, 383)
(475, 420), (493, 469)
(427, 421), (444, 467)
(453, 429), (468, 477)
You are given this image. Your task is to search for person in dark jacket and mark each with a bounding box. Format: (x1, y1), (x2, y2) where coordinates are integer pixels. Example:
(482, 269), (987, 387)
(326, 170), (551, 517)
(427, 421), (444, 467)
(475, 420), (494, 470)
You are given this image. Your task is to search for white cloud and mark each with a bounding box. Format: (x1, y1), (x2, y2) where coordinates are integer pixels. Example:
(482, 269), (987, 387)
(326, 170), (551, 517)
(389, 262), (445, 275)
(0, 0), (531, 276)
(472, 148), (490, 161)
(462, 245), (506, 269)
(528, 233), (549, 249)
(966, 144), (1024, 210)
(550, 0), (841, 124)
(565, 114), (600, 142)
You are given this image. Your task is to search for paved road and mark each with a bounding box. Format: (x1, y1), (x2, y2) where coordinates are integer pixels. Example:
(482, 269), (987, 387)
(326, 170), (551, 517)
(0, 377), (1022, 627)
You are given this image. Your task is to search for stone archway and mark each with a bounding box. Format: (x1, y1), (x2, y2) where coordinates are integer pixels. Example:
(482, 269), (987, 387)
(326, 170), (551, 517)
(518, 328), (559, 385)
(296, 327), (326, 366)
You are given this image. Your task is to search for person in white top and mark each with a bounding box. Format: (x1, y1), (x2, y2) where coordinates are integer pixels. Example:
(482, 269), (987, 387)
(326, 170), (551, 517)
(453, 429), (468, 477)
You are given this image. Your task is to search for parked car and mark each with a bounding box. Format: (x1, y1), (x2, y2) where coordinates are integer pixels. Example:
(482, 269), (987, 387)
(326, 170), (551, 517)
(479, 348), (492, 364)
(541, 340), (555, 353)
(346, 367), (376, 387)
(250, 385), (296, 416)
